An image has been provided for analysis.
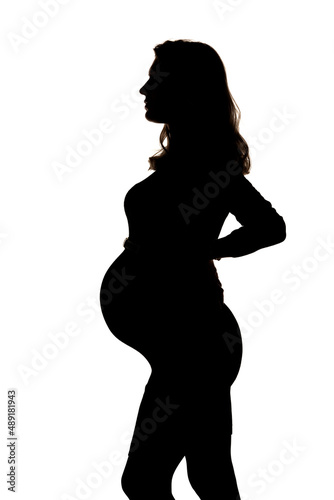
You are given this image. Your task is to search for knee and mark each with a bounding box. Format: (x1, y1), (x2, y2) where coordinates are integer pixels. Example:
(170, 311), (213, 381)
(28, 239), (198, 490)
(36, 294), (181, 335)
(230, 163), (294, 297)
(187, 454), (237, 499)
(121, 459), (138, 499)
(121, 456), (150, 499)
(121, 454), (173, 500)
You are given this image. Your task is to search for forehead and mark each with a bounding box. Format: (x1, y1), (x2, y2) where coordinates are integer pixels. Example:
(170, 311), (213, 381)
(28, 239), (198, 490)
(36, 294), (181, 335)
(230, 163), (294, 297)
(148, 57), (171, 77)
(148, 58), (159, 76)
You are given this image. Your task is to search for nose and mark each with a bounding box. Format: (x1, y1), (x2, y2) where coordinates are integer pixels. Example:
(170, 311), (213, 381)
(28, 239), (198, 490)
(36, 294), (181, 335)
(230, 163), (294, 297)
(139, 79), (152, 97)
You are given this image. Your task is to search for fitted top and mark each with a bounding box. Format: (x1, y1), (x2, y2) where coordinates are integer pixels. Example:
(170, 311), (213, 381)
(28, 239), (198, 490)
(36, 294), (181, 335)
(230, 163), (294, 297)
(99, 155), (286, 316)
(123, 157), (286, 269)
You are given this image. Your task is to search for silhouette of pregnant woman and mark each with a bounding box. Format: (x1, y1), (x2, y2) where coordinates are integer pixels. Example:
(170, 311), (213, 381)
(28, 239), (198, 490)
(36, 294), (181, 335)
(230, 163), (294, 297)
(99, 40), (286, 500)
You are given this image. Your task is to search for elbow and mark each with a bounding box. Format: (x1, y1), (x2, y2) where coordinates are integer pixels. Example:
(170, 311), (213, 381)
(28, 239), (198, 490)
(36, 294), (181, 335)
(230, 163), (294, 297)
(272, 215), (286, 244)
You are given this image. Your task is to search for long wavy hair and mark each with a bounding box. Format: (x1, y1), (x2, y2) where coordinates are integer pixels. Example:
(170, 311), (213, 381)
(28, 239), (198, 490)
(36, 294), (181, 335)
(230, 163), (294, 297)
(147, 39), (251, 175)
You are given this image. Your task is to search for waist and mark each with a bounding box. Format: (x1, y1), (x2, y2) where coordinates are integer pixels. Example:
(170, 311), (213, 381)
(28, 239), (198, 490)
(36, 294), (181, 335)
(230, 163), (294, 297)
(122, 237), (224, 305)
(123, 236), (210, 262)
(123, 237), (141, 254)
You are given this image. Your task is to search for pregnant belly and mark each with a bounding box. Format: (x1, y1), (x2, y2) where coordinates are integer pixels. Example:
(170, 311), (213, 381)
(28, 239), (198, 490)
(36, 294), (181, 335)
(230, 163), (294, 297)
(100, 250), (140, 330)
(99, 249), (169, 357)
(99, 250), (225, 359)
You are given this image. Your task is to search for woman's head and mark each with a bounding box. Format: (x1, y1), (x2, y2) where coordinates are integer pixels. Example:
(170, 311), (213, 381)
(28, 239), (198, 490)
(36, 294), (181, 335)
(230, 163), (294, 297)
(139, 39), (251, 175)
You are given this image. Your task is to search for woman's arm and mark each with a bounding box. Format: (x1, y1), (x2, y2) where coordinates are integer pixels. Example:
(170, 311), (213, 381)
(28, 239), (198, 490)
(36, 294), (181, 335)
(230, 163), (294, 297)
(208, 173), (286, 259)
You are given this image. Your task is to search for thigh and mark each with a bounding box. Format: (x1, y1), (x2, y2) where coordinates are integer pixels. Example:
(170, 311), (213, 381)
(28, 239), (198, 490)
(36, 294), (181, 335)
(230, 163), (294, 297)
(182, 380), (239, 496)
(122, 375), (187, 498)
(184, 425), (240, 499)
(183, 380), (233, 438)
(125, 374), (187, 467)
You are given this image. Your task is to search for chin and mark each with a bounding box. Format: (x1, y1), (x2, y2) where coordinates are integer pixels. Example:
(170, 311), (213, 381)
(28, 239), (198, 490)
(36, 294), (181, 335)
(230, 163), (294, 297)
(144, 110), (165, 124)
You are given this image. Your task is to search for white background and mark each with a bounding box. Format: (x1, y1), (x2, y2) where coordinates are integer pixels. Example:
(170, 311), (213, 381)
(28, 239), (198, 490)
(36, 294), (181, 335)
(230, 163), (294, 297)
(1, 0), (333, 499)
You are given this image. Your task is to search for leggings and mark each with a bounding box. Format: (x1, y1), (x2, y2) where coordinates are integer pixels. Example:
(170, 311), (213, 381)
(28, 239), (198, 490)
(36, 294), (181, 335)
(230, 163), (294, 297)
(120, 301), (243, 500)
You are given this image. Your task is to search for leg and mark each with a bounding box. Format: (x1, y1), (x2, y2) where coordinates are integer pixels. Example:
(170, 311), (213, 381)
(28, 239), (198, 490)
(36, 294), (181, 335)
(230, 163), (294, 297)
(121, 375), (186, 500)
(184, 385), (241, 500)
(186, 432), (241, 500)
(182, 304), (243, 499)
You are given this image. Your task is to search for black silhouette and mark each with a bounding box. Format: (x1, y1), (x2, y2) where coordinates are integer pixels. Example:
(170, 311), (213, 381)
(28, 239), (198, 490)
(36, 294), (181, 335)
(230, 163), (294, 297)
(99, 39), (286, 500)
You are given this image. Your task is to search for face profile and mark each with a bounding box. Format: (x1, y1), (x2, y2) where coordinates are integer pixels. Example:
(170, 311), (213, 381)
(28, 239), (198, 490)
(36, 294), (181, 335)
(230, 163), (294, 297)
(139, 40), (251, 170)
(139, 58), (175, 124)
